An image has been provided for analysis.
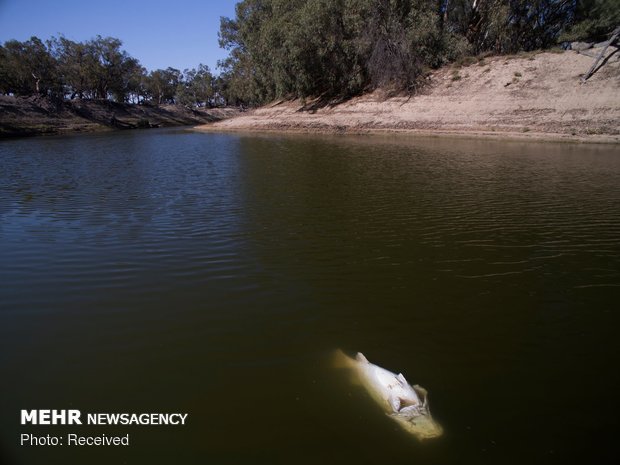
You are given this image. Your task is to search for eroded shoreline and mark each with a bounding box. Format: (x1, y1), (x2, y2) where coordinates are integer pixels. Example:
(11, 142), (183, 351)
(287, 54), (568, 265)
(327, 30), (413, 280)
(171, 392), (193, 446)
(196, 50), (620, 144)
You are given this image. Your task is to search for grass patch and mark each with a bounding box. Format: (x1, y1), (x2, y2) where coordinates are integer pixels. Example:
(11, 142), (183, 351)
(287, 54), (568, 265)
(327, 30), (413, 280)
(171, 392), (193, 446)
(451, 70), (462, 81)
(516, 50), (538, 60)
(455, 55), (478, 67)
(477, 53), (492, 66)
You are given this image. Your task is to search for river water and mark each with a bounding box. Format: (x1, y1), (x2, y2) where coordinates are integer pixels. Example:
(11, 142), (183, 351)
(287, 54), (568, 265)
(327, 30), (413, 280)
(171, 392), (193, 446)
(1, 129), (619, 464)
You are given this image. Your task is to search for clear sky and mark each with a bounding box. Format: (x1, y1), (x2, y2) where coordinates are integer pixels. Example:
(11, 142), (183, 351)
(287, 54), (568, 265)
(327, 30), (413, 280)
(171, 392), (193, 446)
(0, 0), (238, 73)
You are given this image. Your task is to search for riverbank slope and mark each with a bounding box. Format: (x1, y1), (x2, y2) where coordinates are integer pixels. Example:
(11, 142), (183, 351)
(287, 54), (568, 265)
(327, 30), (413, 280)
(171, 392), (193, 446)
(197, 49), (620, 143)
(0, 96), (239, 138)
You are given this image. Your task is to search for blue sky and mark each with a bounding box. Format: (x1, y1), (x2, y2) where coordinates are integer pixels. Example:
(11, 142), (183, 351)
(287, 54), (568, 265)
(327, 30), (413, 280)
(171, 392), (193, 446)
(0, 0), (238, 73)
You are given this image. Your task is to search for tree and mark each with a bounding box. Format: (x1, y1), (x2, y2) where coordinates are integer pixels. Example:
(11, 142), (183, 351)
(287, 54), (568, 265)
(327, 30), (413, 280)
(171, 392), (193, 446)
(444, 0), (512, 53)
(126, 62), (148, 104)
(177, 64), (215, 107)
(50, 36), (97, 99)
(49, 35), (147, 102)
(560, 0), (620, 42)
(0, 45), (9, 94)
(145, 67), (181, 104)
(508, 1), (576, 52)
(217, 0), (467, 101)
(0, 37), (59, 96)
(88, 36), (136, 100)
(363, 0), (448, 90)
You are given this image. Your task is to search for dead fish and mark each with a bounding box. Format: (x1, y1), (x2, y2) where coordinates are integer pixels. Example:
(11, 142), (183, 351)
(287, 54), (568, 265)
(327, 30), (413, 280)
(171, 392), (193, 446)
(333, 350), (443, 440)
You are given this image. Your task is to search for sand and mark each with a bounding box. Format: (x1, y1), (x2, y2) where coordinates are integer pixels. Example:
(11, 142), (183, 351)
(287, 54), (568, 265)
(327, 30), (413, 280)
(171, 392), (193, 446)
(196, 48), (620, 143)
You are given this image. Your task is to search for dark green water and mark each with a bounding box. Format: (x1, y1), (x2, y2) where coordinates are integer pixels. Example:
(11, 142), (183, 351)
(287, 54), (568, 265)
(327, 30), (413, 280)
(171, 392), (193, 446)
(1, 129), (619, 465)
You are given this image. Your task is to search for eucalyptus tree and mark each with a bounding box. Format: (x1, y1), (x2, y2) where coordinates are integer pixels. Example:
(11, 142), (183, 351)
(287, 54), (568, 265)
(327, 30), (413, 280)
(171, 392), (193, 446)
(441, 1), (582, 53)
(145, 67), (181, 104)
(0, 36), (59, 96)
(88, 36), (137, 100)
(50, 36), (98, 99)
(49, 35), (145, 101)
(218, 0), (606, 105)
(177, 64), (215, 107)
(560, 0), (620, 42)
(218, 0), (465, 100)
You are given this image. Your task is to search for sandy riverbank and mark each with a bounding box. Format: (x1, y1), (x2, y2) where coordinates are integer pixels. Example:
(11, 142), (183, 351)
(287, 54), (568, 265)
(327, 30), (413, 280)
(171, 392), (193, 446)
(197, 49), (620, 143)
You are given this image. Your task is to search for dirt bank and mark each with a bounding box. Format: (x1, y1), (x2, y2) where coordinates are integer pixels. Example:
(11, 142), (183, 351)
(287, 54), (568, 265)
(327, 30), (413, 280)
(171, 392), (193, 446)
(0, 96), (239, 138)
(197, 48), (620, 143)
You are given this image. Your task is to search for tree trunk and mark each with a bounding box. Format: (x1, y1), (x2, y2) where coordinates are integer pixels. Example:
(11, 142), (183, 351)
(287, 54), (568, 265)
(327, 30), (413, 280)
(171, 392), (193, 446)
(582, 26), (620, 82)
(32, 73), (40, 94)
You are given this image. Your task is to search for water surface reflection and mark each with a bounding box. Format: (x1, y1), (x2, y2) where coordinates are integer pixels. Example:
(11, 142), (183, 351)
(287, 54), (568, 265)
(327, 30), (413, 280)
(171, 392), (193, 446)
(1, 130), (618, 464)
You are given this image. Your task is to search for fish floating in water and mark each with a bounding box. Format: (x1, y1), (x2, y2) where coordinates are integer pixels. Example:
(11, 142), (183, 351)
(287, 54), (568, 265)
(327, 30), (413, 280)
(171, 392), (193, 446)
(334, 350), (443, 440)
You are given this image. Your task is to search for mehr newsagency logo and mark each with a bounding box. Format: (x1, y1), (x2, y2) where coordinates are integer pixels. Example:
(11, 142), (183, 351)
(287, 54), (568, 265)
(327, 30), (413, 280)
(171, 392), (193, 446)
(19, 409), (188, 447)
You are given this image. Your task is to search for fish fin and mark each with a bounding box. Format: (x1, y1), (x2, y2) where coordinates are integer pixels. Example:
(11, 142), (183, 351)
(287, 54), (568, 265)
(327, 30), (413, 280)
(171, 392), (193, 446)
(397, 373), (408, 385)
(413, 385), (429, 410)
(399, 405), (421, 417)
(388, 395), (401, 413)
(413, 384), (428, 398)
(355, 352), (369, 364)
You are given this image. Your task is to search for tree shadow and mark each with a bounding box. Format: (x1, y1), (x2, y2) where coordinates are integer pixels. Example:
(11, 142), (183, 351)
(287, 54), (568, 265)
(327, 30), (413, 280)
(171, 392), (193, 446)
(296, 91), (367, 113)
(1, 95), (233, 137)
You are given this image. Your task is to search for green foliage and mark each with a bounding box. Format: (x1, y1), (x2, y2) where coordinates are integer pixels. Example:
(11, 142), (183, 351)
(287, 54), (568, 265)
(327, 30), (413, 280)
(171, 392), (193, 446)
(47, 35), (143, 101)
(443, 0), (576, 54)
(507, 1), (579, 51)
(177, 64), (216, 107)
(144, 67), (181, 104)
(218, 0), (465, 101)
(0, 37), (60, 97)
(1, 1), (615, 107)
(49, 36), (97, 99)
(560, 0), (620, 42)
(364, 0), (436, 90)
(0, 35), (225, 107)
(218, 0), (596, 105)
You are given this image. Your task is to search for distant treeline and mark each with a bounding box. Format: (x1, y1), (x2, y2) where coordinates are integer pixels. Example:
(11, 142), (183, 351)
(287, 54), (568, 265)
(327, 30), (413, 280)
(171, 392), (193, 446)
(0, 35), (224, 107)
(1, 1), (617, 107)
(218, 0), (619, 104)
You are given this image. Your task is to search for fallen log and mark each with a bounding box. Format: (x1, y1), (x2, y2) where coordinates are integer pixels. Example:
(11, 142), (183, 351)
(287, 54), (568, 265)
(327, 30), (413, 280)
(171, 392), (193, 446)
(581, 26), (620, 83)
